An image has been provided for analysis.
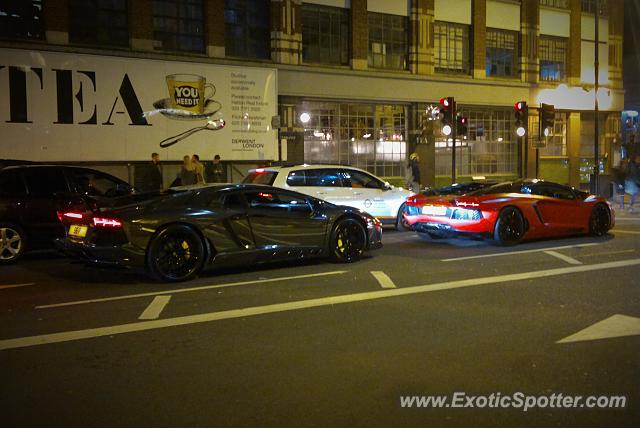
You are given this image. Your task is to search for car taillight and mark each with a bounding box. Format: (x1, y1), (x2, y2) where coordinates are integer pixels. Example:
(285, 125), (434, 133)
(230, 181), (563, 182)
(92, 217), (122, 228)
(58, 211), (85, 222)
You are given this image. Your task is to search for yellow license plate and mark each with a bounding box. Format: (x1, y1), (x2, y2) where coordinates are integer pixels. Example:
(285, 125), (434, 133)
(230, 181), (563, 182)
(421, 205), (448, 216)
(69, 225), (88, 237)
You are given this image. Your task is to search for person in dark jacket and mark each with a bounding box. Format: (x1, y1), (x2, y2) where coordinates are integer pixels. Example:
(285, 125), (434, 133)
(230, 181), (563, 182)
(136, 152), (163, 191)
(612, 159), (627, 209)
(625, 156), (640, 212)
(149, 152), (163, 190)
(406, 152), (421, 192)
(205, 154), (226, 183)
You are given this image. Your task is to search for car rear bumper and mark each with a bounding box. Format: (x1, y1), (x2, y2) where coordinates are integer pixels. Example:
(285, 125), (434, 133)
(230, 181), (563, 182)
(411, 221), (491, 240)
(54, 237), (145, 269)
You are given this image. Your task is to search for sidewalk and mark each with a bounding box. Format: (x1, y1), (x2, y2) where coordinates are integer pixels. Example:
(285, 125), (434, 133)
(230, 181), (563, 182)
(608, 194), (640, 218)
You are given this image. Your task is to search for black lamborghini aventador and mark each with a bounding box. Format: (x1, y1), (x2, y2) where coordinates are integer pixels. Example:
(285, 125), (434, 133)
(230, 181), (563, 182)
(57, 184), (383, 282)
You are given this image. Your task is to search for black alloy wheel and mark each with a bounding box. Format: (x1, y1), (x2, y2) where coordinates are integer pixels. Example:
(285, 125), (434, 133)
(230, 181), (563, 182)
(395, 203), (412, 231)
(147, 224), (206, 282)
(493, 206), (525, 246)
(330, 218), (367, 263)
(589, 203), (611, 236)
(0, 223), (26, 264)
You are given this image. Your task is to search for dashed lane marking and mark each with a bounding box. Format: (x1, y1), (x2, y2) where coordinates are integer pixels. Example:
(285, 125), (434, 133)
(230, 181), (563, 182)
(371, 271), (396, 289)
(0, 283), (35, 290)
(3, 258), (639, 351)
(543, 250), (582, 265)
(36, 271), (347, 309)
(613, 229), (640, 234)
(139, 296), (172, 320)
(441, 243), (599, 262)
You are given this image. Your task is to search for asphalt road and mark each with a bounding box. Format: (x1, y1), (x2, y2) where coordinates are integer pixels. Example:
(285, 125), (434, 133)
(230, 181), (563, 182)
(2, 215), (640, 427)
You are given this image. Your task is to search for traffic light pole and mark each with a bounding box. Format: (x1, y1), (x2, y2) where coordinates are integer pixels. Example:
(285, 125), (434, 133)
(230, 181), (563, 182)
(451, 116), (457, 184)
(593, 0), (600, 194)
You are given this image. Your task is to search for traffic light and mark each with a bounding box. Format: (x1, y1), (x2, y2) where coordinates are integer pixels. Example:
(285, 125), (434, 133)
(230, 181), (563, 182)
(514, 101), (528, 137)
(439, 97), (455, 136)
(540, 103), (555, 138)
(456, 115), (468, 137)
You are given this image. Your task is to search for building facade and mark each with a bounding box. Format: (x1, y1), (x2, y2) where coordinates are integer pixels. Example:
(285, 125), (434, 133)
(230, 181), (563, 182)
(0, 0), (626, 189)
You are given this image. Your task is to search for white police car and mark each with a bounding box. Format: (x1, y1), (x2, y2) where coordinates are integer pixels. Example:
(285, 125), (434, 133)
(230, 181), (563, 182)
(242, 164), (413, 230)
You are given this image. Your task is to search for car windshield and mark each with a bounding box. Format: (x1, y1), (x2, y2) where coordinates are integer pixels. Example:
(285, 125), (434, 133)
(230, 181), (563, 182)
(242, 171), (278, 185)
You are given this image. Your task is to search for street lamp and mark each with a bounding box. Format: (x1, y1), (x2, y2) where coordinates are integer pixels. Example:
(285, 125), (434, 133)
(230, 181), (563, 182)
(299, 112), (311, 124)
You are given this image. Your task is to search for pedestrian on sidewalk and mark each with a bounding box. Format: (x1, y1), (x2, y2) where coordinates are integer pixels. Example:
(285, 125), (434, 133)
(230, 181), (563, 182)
(179, 155), (198, 186)
(612, 159), (627, 209)
(205, 154), (226, 183)
(192, 154), (205, 184)
(624, 155), (640, 212)
(405, 153), (421, 193)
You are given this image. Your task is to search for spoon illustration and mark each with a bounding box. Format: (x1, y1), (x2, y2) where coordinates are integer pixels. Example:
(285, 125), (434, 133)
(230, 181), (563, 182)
(159, 118), (226, 148)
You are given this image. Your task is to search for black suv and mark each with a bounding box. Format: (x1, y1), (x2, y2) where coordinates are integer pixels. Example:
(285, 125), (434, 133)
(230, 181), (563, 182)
(0, 165), (135, 263)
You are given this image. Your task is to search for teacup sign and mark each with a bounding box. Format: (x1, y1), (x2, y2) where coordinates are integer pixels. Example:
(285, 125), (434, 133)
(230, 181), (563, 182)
(165, 74), (215, 114)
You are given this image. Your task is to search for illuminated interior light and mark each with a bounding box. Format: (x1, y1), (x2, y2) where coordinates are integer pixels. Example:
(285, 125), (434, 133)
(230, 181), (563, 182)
(299, 112), (311, 124)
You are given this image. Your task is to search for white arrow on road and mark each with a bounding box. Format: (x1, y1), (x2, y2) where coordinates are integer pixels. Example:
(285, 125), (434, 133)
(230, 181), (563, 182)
(557, 314), (640, 344)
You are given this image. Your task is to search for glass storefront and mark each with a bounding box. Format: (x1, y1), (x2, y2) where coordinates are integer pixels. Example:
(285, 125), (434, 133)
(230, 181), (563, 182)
(296, 101), (407, 178)
(415, 104), (519, 178)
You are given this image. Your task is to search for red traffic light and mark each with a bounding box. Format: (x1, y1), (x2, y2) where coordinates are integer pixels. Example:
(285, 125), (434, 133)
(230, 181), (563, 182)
(440, 98), (450, 108)
(514, 101), (525, 111)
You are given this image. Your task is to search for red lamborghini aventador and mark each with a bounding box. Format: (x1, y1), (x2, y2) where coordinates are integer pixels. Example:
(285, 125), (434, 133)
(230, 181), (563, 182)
(403, 179), (614, 245)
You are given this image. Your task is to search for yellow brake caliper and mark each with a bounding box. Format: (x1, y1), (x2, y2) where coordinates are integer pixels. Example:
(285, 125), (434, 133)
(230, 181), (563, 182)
(181, 240), (191, 260)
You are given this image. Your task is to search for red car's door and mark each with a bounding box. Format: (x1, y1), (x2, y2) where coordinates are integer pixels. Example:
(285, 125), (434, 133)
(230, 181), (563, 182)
(530, 183), (584, 233)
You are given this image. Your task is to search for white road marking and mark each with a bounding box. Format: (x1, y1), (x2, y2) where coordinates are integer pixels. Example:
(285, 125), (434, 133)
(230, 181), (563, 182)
(441, 243), (599, 262)
(3, 258), (640, 351)
(139, 296), (171, 320)
(371, 271), (396, 289)
(543, 250), (582, 265)
(613, 229), (640, 234)
(581, 249), (636, 258)
(36, 270), (347, 309)
(0, 283), (34, 290)
(557, 314), (640, 344)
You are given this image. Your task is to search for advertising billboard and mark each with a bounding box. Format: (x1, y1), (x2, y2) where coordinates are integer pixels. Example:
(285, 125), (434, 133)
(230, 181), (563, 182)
(0, 48), (278, 161)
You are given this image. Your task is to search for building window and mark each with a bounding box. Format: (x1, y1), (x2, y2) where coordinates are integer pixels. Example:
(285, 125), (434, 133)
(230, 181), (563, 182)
(581, 0), (608, 15)
(540, 0), (568, 8)
(298, 101), (407, 177)
(434, 21), (470, 74)
(368, 12), (408, 70)
(0, 1), (43, 39)
(153, 0), (204, 53)
(486, 29), (518, 77)
(302, 3), (350, 65)
(224, 0), (270, 59)
(539, 112), (568, 157)
(69, 0), (129, 47)
(430, 105), (519, 177)
(539, 36), (567, 82)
